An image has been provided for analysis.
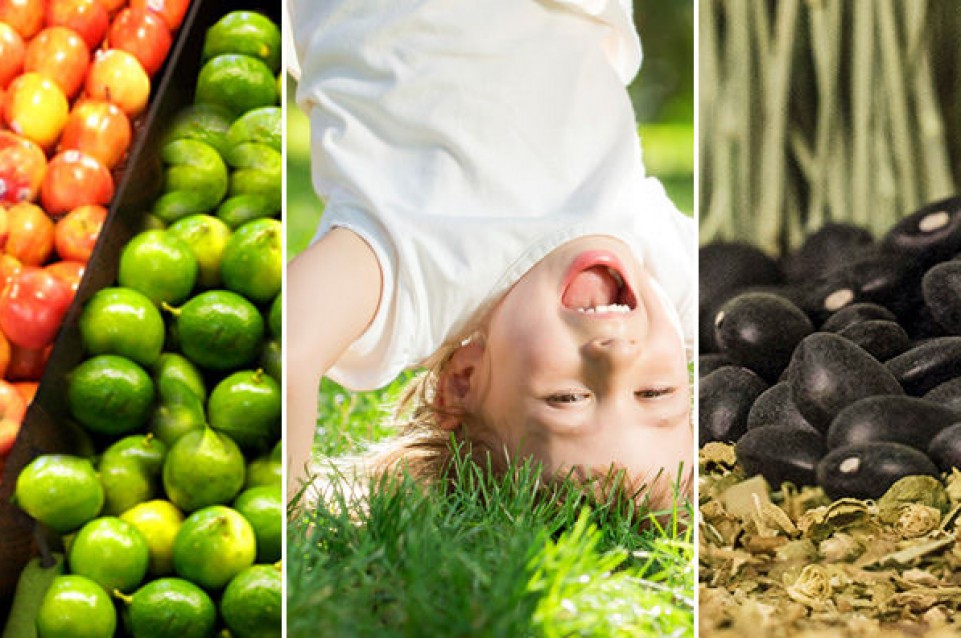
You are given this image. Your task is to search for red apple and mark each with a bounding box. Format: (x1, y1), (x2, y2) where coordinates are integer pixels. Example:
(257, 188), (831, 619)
(0, 131), (46, 204)
(45, 0), (108, 50)
(40, 150), (114, 216)
(2, 72), (69, 150)
(0, 380), (25, 456)
(0, 267), (73, 349)
(0, 331), (9, 382)
(44, 259), (84, 294)
(107, 7), (171, 76)
(23, 26), (89, 98)
(85, 48), (150, 117)
(130, 0), (188, 31)
(54, 203), (106, 262)
(0, 0), (41, 39)
(0, 208), (8, 251)
(58, 99), (131, 169)
(5, 202), (53, 266)
(99, 0), (124, 14)
(0, 21), (24, 88)
(0, 254), (22, 290)
(6, 342), (48, 380)
(13, 381), (38, 405)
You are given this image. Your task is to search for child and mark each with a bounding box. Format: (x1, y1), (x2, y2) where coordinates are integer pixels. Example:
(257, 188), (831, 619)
(286, 0), (695, 508)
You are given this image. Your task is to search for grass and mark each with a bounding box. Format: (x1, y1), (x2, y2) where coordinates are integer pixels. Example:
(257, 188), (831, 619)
(287, 376), (694, 637)
(288, 426), (694, 637)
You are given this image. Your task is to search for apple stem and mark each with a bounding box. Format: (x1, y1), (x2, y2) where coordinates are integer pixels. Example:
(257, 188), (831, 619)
(113, 589), (133, 605)
(161, 302), (181, 316)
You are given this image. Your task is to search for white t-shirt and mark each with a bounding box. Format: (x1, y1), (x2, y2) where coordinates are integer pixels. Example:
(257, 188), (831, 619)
(289, 0), (695, 390)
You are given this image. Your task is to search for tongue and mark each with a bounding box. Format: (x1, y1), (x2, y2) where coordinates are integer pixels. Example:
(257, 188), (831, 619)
(562, 266), (619, 309)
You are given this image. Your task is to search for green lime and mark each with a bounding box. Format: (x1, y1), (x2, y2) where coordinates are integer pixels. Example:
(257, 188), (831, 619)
(162, 428), (246, 512)
(100, 460), (151, 517)
(156, 139), (229, 223)
(208, 369), (280, 452)
(122, 578), (217, 638)
(260, 339), (281, 383)
(219, 218), (280, 304)
(167, 215), (233, 289)
(173, 505), (256, 590)
(268, 293), (280, 339)
(69, 517), (149, 593)
(79, 287), (165, 366)
(196, 54), (277, 116)
(119, 230), (199, 306)
(68, 355), (155, 436)
(173, 290), (264, 370)
(153, 352), (207, 402)
(99, 435), (167, 515)
(120, 500), (184, 576)
(232, 485), (281, 563)
(14, 455), (103, 534)
(149, 389), (206, 448)
(103, 434), (167, 474)
(163, 103), (234, 157)
(245, 453), (281, 490)
(220, 564), (281, 638)
(203, 12), (281, 73)
(226, 106), (281, 152)
(36, 575), (115, 638)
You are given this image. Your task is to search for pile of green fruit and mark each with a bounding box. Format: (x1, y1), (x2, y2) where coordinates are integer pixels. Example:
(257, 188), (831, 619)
(4, 10), (282, 638)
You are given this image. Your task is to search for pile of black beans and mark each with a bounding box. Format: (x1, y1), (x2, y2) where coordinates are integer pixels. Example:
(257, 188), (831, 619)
(699, 195), (961, 500)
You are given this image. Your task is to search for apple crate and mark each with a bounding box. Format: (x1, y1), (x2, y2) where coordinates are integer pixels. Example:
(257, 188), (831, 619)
(0, 0), (281, 614)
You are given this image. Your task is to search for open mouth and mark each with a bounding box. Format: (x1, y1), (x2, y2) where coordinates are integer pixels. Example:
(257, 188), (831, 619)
(561, 251), (638, 315)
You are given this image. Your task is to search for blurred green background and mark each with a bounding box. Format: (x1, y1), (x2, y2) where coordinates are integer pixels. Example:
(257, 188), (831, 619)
(286, 0), (694, 259)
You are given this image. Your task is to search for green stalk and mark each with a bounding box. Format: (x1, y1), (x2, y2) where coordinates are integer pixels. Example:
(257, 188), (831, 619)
(877, 0), (918, 213)
(850, 1), (874, 228)
(805, 0), (841, 231)
(729, 0), (752, 238)
(755, 0), (800, 253)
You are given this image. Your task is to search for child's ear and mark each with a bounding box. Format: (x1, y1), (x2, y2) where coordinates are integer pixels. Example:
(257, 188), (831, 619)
(435, 342), (485, 431)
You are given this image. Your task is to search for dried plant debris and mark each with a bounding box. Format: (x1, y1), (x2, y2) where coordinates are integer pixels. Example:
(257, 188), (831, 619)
(700, 444), (961, 636)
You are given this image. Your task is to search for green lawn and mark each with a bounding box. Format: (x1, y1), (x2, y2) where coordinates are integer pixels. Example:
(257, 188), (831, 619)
(285, 77), (695, 637)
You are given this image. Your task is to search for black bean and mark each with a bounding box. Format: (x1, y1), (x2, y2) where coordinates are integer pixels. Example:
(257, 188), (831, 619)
(886, 337), (961, 395)
(699, 366), (768, 444)
(783, 223), (876, 283)
(789, 333), (904, 432)
(825, 395), (959, 450)
(928, 423), (961, 472)
(922, 260), (961, 334)
(714, 292), (813, 382)
(699, 353), (733, 378)
(882, 195), (961, 268)
(820, 302), (897, 333)
(736, 426), (826, 489)
(804, 255), (916, 322)
(924, 377), (961, 411)
(837, 320), (911, 361)
(816, 442), (939, 500)
(746, 382), (820, 434)
(699, 242), (784, 352)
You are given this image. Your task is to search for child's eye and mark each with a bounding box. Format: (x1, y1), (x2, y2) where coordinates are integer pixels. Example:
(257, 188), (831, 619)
(547, 391), (590, 405)
(636, 387), (675, 399)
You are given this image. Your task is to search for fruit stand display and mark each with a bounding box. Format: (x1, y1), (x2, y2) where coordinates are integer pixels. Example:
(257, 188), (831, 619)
(0, 1), (282, 636)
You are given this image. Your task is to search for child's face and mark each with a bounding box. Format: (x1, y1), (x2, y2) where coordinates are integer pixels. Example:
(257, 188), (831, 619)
(469, 236), (692, 502)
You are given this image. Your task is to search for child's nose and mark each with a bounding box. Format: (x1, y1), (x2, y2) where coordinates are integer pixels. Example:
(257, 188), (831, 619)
(583, 337), (641, 368)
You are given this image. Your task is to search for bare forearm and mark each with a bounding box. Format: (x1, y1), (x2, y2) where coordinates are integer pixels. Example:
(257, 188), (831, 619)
(286, 227), (382, 501)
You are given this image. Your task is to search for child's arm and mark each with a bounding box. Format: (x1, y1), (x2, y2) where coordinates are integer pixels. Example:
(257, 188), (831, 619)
(287, 227), (382, 500)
